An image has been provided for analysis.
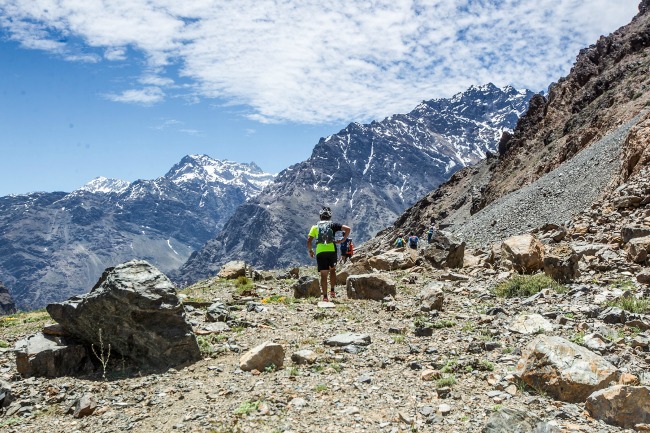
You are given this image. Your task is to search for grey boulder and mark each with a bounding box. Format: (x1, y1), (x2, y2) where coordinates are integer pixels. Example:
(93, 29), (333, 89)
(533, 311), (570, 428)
(47, 260), (201, 370)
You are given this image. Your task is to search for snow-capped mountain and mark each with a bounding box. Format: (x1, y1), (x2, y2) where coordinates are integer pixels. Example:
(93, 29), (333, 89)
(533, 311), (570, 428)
(79, 177), (130, 194)
(176, 84), (534, 283)
(0, 155), (274, 310)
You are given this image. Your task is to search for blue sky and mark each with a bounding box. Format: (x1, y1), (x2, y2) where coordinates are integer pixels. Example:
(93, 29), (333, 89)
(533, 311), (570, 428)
(0, 0), (641, 196)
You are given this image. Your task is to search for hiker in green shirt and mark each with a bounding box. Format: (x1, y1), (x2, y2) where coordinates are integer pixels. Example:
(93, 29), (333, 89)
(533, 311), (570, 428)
(307, 207), (351, 302)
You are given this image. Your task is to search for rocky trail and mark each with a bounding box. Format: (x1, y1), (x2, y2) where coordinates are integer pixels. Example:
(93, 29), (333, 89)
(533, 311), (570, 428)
(1, 241), (649, 433)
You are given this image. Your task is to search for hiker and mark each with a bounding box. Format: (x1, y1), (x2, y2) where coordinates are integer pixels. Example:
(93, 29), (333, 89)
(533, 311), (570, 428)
(340, 238), (353, 263)
(394, 234), (405, 248)
(408, 231), (419, 250)
(427, 224), (435, 243)
(307, 207), (351, 301)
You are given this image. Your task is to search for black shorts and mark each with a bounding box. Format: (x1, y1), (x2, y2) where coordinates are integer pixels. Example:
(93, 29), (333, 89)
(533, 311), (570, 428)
(316, 251), (338, 271)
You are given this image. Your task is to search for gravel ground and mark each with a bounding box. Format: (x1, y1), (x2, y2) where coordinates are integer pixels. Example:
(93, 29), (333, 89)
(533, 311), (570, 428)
(452, 114), (645, 248)
(1, 264), (648, 433)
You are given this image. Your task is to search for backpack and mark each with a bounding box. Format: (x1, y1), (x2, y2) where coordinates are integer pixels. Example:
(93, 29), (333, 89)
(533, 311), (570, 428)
(408, 236), (418, 248)
(317, 221), (334, 244)
(396, 237), (404, 248)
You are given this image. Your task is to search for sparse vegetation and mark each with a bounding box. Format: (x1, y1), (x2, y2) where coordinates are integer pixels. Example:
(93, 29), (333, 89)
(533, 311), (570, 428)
(570, 331), (585, 345)
(233, 400), (261, 416)
(234, 276), (254, 294)
(493, 274), (566, 298)
(436, 375), (456, 387)
(432, 319), (456, 329)
(197, 334), (228, 355)
(314, 383), (328, 393)
(606, 296), (650, 314)
(479, 360), (495, 372)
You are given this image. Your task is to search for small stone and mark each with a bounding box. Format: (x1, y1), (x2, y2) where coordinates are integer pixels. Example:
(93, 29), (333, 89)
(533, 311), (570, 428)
(438, 403), (452, 415)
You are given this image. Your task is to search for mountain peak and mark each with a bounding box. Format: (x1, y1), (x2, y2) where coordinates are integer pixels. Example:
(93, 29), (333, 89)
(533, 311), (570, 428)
(78, 177), (130, 194)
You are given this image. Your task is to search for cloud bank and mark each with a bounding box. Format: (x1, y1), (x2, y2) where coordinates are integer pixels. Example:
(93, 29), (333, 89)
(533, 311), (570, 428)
(0, 0), (639, 123)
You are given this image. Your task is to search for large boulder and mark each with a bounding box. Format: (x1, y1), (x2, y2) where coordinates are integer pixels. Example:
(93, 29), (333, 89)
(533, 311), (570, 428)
(586, 385), (650, 429)
(626, 236), (650, 263)
(515, 335), (618, 403)
(346, 274), (396, 300)
(368, 250), (415, 271)
(47, 260), (201, 370)
(217, 260), (248, 279)
(14, 333), (93, 378)
(543, 253), (580, 282)
(501, 234), (544, 273)
(621, 226), (650, 243)
(421, 231), (465, 269)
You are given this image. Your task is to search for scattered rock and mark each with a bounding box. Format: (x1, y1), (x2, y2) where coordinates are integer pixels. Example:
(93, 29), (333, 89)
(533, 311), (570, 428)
(482, 407), (560, 433)
(627, 236), (650, 263)
(508, 314), (554, 335)
(291, 350), (318, 365)
(206, 302), (232, 322)
(586, 385), (650, 429)
(419, 282), (445, 312)
(217, 261), (248, 279)
(421, 230), (465, 268)
(543, 251), (580, 282)
(324, 333), (371, 347)
(368, 250), (415, 270)
(292, 276), (321, 298)
(239, 341), (285, 372)
(72, 393), (97, 418)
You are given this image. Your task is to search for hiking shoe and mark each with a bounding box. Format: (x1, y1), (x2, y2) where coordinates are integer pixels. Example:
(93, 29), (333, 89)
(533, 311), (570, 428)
(322, 296), (329, 302)
(329, 291), (336, 299)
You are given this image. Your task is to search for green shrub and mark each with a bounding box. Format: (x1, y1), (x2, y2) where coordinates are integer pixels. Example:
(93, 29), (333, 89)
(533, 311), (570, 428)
(493, 274), (566, 298)
(234, 276), (253, 294)
(606, 297), (649, 314)
(233, 400), (260, 415)
(436, 375), (456, 387)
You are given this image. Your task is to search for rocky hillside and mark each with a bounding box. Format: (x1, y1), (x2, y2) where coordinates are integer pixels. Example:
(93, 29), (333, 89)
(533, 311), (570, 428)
(362, 0), (650, 252)
(0, 155), (274, 310)
(177, 84), (533, 284)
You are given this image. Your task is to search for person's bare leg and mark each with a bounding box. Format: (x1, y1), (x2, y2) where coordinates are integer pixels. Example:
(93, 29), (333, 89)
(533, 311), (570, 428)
(320, 270), (328, 298)
(329, 267), (337, 292)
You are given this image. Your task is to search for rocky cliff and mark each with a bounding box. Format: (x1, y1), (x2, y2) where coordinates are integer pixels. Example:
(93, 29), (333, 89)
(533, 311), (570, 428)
(362, 0), (650, 252)
(176, 84), (533, 284)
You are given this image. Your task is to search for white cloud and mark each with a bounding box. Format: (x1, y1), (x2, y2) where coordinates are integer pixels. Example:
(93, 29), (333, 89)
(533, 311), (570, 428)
(105, 87), (165, 105)
(0, 0), (641, 123)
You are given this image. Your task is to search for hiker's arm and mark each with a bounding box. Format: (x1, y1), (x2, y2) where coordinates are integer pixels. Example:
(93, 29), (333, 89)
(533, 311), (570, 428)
(338, 225), (351, 243)
(307, 236), (315, 257)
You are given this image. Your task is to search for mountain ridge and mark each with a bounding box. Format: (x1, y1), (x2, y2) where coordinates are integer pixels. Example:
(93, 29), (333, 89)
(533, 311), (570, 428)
(0, 155), (274, 310)
(176, 84), (533, 284)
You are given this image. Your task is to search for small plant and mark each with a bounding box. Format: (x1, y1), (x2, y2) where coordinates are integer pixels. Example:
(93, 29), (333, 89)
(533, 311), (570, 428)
(197, 334), (227, 355)
(432, 319), (456, 329)
(0, 340), (9, 348)
(479, 359), (495, 372)
(492, 404), (503, 412)
(436, 375), (456, 387)
(392, 335), (405, 344)
(329, 363), (343, 373)
(0, 417), (22, 428)
(311, 364), (325, 373)
(233, 400), (261, 416)
(502, 346), (513, 354)
(264, 363), (277, 373)
(493, 274), (566, 298)
(314, 383), (328, 393)
(234, 276), (254, 294)
(287, 367), (300, 377)
(606, 297), (650, 314)
(441, 359), (457, 374)
(564, 312), (575, 319)
(413, 314), (430, 328)
(461, 322), (475, 332)
(91, 328), (111, 381)
(261, 295), (293, 304)
(610, 278), (635, 291)
(570, 331), (585, 345)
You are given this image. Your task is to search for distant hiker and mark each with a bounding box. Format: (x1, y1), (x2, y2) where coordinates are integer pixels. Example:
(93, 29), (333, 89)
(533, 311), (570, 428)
(394, 234), (405, 248)
(427, 225), (435, 243)
(340, 238), (354, 263)
(307, 207), (351, 301)
(408, 232), (419, 250)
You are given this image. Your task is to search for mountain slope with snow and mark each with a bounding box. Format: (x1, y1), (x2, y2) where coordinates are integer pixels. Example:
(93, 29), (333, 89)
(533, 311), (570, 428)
(0, 155), (273, 310)
(177, 84), (534, 283)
